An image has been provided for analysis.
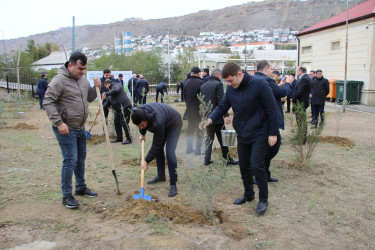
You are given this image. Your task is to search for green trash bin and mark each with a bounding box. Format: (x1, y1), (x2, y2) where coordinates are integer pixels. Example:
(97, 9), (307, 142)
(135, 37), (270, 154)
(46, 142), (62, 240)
(334, 80), (364, 104)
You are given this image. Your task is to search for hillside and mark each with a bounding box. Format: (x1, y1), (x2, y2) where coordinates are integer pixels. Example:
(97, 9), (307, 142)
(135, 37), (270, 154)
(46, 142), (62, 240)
(0, 0), (365, 53)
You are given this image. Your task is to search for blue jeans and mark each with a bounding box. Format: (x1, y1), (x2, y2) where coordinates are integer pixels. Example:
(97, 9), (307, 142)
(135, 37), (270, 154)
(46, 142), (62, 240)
(53, 126), (87, 197)
(37, 93), (45, 109)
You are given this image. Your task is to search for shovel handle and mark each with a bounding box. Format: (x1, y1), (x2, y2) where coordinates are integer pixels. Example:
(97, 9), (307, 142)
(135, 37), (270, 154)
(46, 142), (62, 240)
(88, 108), (100, 131)
(140, 140), (145, 188)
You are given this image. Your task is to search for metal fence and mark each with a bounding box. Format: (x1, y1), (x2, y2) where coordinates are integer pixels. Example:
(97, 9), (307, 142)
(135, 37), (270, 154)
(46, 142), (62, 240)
(3, 73), (39, 98)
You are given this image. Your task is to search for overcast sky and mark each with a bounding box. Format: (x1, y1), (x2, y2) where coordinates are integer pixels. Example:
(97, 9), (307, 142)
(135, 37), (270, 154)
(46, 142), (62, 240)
(0, 0), (265, 40)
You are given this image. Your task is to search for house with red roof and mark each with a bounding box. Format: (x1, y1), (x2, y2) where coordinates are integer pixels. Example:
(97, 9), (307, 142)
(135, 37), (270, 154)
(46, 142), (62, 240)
(296, 0), (375, 106)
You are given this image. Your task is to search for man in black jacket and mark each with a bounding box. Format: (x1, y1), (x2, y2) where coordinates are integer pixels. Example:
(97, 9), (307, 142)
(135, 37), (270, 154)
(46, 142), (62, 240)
(156, 81), (168, 103)
(289, 66), (312, 144)
(202, 68), (210, 82)
(102, 79), (132, 145)
(131, 103), (182, 197)
(200, 69), (239, 166)
(310, 69), (329, 127)
(36, 74), (48, 109)
(136, 75), (149, 105)
(100, 69), (117, 121)
(184, 67), (204, 155)
(202, 62), (278, 215)
(254, 60), (292, 183)
(128, 74), (138, 106)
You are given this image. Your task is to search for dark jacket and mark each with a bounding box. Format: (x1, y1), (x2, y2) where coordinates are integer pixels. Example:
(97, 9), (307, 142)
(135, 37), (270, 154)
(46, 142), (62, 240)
(138, 103), (182, 163)
(184, 76), (204, 120)
(287, 79), (297, 98)
(136, 78), (149, 95)
(311, 76), (329, 105)
(128, 77), (138, 93)
(103, 81), (132, 112)
(209, 72), (278, 144)
(254, 72), (291, 130)
(156, 82), (168, 93)
(200, 76), (228, 125)
(203, 74), (210, 83)
(36, 78), (48, 95)
(100, 76), (117, 94)
(292, 74), (312, 109)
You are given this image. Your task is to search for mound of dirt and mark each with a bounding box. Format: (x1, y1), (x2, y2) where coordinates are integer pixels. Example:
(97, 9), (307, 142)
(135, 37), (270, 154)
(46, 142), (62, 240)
(319, 136), (355, 149)
(12, 123), (37, 130)
(86, 135), (115, 145)
(108, 198), (211, 224)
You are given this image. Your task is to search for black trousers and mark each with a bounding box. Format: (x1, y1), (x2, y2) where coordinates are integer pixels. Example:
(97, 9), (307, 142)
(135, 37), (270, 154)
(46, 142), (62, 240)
(204, 123), (229, 163)
(156, 89), (165, 103)
(237, 139), (268, 202)
(264, 134), (281, 179)
(155, 121), (182, 183)
(286, 97), (292, 112)
(114, 105), (131, 141)
(186, 118), (202, 154)
(138, 93), (147, 105)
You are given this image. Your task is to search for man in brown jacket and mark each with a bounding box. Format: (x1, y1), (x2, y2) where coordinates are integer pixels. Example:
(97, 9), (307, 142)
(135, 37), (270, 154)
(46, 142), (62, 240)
(44, 52), (101, 209)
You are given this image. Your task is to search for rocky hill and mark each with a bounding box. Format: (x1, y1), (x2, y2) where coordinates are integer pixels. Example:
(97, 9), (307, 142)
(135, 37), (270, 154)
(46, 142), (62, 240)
(1, 0), (365, 53)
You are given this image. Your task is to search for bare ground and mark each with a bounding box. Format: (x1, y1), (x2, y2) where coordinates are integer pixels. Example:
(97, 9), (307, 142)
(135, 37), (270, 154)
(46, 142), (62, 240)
(1, 92), (375, 249)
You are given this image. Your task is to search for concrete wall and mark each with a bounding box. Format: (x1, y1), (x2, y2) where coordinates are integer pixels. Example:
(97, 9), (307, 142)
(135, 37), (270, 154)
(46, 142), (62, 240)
(298, 17), (375, 106)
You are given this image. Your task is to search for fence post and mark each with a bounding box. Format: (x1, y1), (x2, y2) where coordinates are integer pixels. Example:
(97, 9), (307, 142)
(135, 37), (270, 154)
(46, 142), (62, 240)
(6, 75), (9, 93)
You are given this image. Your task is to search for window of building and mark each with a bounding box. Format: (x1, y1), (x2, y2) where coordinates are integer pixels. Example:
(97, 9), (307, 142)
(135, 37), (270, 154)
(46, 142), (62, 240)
(302, 46), (312, 54)
(331, 41), (340, 51)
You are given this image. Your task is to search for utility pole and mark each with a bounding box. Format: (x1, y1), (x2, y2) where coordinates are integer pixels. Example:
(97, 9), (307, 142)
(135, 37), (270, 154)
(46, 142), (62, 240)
(72, 16), (75, 52)
(343, 0), (349, 112)
(167, 32), (170, 85)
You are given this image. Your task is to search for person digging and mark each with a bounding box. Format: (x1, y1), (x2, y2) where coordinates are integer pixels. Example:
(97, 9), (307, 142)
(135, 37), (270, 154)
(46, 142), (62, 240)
(131, 103), (182, 197)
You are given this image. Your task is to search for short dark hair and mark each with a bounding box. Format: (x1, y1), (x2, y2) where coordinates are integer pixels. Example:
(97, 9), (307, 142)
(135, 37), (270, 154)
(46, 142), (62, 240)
(69, 52), (87, 65)
(222, 62), (241, 78)
(316, 69), (322, 73)
(290, 73), (295, 77)
(310, 70), (316, 74)
(104, 79), (112, 85)
(299, 66), (307, 73)
(103, 69), (111, 74)
(131, 109), (147, 125)
(41, 74), (46, 78)
(256, 60), (271, 72)
(118, 74), (123, 77)
(203, 68), (209, 73)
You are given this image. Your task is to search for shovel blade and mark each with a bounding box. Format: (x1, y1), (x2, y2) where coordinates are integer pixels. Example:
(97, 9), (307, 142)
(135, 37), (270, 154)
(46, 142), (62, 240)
(133, 188), (152, 201)
(85, 130), (92, 139)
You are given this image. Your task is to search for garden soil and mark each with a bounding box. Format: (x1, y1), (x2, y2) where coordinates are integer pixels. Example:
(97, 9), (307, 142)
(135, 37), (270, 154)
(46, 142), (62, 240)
(1, 91), (375, 249)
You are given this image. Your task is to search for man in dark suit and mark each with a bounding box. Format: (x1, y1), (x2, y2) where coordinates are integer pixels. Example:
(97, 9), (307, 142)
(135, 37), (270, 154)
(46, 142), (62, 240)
(310, 69), (329, 127)
(128, 74), (138, 106)
(200, 69), (239, 166)
(117, 74), (124, 87)
(136, 75), (149, 105)
(202, 62), (279, 215)
(290, 66), (312, 144)
(184, 66), (204, 155)
(202, 68), (210, 82)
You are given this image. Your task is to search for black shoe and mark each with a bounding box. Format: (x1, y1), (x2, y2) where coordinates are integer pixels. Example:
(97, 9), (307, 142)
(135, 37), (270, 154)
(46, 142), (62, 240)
(256, 201), (268, 214)
(168, 185), (177, 197)
(147, 175), (166, 184)
(268, 177), (279, 182)
(75, 188), (97, 197)
(111, 138), (122, 143)
(122, 139), (132, 145)
(233, 195), (255, 205)
(227, 158), (239, 165)
(62, 195), (79, 209)
(204, 160), (214, 166)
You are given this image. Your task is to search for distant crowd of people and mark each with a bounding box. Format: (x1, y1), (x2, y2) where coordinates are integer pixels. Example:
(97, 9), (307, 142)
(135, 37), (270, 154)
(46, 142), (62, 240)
(42, 51), (330, 215)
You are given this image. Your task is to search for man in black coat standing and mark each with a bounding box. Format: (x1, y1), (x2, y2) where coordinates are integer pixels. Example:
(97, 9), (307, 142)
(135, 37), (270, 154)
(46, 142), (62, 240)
(290, 66), (312, 144)
(102, 79), (132, 145)
(200, 69), (239, 166)
(131, 103), (182, 197)
(184, 67), (204, 155)
(310, 69), (329, 127)
(202, 62), (278, 215)
(202, 68), (210, 82)
(136, 75), (149, 105)
(36, 74), (48, 109)
(128, 74), (138, 106)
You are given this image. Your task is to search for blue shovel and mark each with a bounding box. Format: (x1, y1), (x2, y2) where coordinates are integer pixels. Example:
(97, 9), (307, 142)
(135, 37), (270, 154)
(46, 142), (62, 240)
(134, 140), (152, 201)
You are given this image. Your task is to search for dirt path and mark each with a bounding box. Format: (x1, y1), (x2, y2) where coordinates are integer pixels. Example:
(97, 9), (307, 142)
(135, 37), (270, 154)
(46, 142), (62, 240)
(1, 95), (375, 249)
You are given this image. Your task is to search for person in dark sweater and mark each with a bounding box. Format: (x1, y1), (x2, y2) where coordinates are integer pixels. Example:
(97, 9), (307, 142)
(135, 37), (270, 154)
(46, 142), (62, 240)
(36, 74), (48, 109)
(156, 81), (168, 103)
(202, 62), (278, 215)
(200, 69), (239, 166)
(184, 67), (204, 155)
(102, 79), (132, 145)
(254, 60), (292, 183)
(136, 75), (149, 105)
(310, 69), (329, 127)
(131, 103), (182, 197)
(202, 68), (210, 82)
